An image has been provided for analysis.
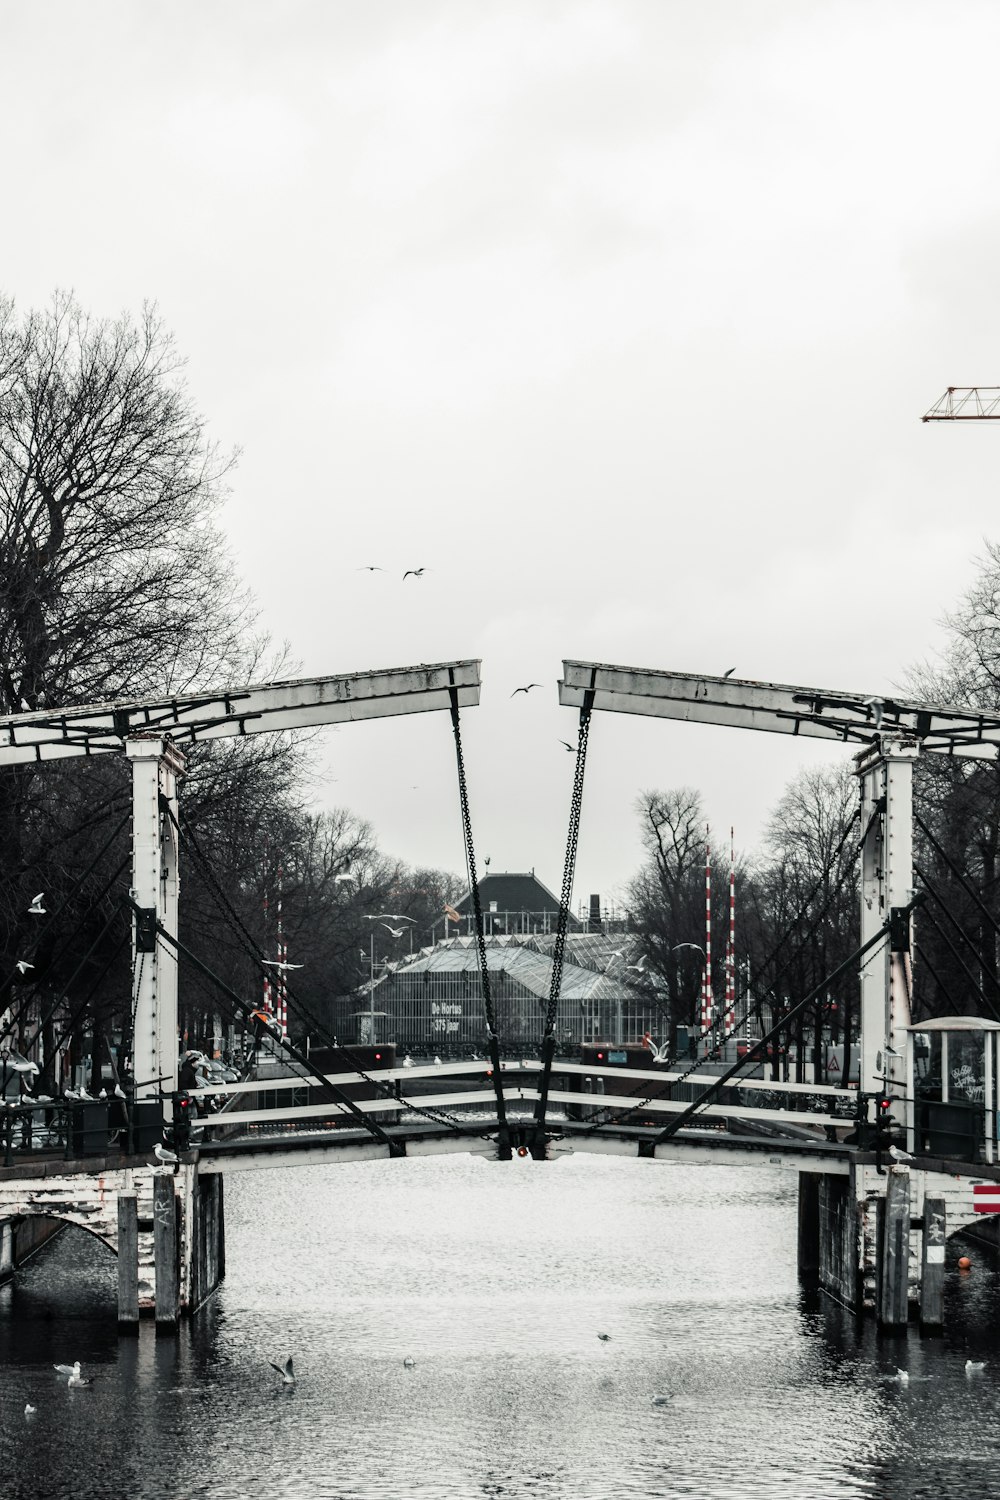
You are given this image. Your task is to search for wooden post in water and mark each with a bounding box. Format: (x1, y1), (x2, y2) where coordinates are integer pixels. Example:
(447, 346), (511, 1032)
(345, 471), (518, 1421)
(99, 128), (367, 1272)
(153, 1173), (179, 1332)
(878, 1167), (911, 1328)
(920, 1196), (946, 1331)
(117, 1191), (139, 1331)
(797, 1172), (820, 1276)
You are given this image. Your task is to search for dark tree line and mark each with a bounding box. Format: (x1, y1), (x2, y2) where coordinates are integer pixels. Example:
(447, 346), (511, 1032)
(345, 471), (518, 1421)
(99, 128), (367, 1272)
(0, 294), (459, 1087)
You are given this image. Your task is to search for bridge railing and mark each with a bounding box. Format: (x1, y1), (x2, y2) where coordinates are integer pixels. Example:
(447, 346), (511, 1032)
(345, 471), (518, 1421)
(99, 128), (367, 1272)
(184, 1058), (859, 1138)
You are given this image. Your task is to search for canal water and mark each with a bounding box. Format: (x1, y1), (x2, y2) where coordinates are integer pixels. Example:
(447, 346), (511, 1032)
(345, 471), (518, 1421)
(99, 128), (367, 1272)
(1, 1153), (999, 1499)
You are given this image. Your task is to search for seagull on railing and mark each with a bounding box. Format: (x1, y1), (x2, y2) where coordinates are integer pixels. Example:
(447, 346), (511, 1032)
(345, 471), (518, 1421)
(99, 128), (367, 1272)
(153, 1142), (179, 1168)
(888, 1145), (914, 1165)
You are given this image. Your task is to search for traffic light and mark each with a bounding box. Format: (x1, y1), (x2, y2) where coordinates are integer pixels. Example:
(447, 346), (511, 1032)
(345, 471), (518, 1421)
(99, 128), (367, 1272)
(874, 1094), (896, 1172)
(173, 1091), (194, 1152)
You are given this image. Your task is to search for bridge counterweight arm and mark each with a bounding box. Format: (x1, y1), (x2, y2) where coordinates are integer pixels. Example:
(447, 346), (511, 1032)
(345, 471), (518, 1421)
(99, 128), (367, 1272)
(559, 661), (1000, 760)
(0, 661), (481, 766)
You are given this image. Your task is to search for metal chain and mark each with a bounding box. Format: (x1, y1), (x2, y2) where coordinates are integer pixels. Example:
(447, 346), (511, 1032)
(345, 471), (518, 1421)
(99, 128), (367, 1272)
(449, 699), (497, 1040)
(544, 701), (593, 1036)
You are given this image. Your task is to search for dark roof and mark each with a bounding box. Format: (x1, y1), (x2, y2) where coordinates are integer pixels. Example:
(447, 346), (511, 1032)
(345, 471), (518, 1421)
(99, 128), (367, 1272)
(454, 871), (577, 922)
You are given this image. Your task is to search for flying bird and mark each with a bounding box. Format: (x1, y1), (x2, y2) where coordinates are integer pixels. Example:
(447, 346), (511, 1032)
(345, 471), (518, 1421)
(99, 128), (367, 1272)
(334, 871), (355, 883)
(269, 1356), (295, 1386)
(511, 684), (541, 696)
(28, 893), (45, 915)
(15, 960), (34, 975)
(153, 1142), (179, 1167)
(643, 1033), (670, 1064)
(723, 668), (736, 678)
(356, 566), (384, 571)
(559, 741), (574, 752)
(443, 905), (461, 923)
(380, 924), (408, 938)
(403, 568), (427, 579)
(262, 960), (304, 971)
(370, 914), (416, 922)
(626, 956), (647, 974)
(864, 696), (885, 729)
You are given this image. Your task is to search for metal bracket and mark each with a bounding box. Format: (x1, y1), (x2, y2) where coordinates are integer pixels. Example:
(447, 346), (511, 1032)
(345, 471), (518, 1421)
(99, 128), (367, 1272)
(134, 907), (157, 953)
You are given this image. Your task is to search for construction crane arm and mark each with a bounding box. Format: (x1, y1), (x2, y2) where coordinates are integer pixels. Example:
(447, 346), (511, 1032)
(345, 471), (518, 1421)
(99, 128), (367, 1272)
(923, 388), (1000, 420)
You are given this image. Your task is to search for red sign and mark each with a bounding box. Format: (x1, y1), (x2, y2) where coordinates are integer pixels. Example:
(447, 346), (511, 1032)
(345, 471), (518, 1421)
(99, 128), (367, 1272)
(973, 1185), (1000, 1214)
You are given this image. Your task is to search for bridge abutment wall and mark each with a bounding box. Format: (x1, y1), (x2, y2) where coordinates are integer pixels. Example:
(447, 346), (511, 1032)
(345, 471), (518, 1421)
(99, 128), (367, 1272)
(0, 1162), (225, 1330)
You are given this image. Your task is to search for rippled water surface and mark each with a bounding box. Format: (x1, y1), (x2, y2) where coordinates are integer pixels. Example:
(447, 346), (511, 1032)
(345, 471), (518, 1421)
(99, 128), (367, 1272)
(2, 1154), (1000, 1499)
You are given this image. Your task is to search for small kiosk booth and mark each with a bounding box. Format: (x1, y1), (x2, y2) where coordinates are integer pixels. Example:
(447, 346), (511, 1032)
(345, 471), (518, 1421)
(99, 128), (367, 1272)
(908, 1016), (1000, 1164)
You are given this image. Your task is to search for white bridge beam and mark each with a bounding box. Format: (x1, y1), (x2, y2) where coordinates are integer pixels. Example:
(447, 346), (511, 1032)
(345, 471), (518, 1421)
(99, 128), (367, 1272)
(559, 660), (1000, 759)
(0, 661), (481, 766)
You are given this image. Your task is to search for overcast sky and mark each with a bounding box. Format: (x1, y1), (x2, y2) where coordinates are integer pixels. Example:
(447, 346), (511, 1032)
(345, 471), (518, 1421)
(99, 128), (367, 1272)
(5, 0), (1000, 909)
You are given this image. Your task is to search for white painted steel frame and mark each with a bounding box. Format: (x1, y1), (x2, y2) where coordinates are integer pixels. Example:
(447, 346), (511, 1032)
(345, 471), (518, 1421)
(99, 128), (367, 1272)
(195, 1085), (848, 1130)
(0, 661), (481, 766)
(188, 1057), (856, 1099)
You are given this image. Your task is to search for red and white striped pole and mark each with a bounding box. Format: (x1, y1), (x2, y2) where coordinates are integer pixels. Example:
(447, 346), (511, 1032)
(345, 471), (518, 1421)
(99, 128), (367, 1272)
(725, 827), (736, 1034)
(702, 828), (713, 1037)
(276, 863), (288, 1038)
(262, 879), (273, 1022)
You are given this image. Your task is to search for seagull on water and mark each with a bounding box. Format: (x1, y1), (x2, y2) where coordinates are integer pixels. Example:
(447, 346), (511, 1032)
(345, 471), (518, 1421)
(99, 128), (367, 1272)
(966, 1359), (986, 1373)
(68, 1370), (92, 1388)
(270, 1356), (295, 1385)
(403, 1357), (416, 1368)
(153, 1142), (179, 1167)
(511, 684), (541, 696)
(597, 1333), (612, 1343)
(893, 1368), (909, 1385)
(28, 893), (45, 915)
(55, 1362), (91, 1386)
(650, 1394), (671, 1406)
(24, 1403), (36, 1416)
